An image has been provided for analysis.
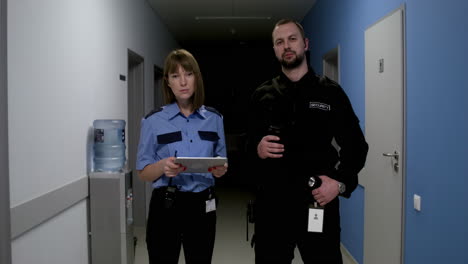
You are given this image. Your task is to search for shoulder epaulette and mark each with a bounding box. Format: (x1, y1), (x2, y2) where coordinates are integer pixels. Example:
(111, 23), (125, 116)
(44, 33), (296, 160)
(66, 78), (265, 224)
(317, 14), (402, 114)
(205, 106), (222, 117)
(144, 107), (163, 119)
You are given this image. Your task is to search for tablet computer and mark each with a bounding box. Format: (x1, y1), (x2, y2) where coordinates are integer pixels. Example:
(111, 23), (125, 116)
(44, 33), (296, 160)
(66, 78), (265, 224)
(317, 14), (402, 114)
(174, 157), (227, 173)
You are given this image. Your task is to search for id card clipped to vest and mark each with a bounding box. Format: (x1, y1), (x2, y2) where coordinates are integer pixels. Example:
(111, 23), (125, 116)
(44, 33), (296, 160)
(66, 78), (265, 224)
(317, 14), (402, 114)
(308, 202), (324, 233)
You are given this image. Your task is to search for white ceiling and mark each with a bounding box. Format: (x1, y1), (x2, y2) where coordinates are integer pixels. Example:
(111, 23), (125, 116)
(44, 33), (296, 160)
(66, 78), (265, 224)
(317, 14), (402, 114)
(147, 0), (317, 46)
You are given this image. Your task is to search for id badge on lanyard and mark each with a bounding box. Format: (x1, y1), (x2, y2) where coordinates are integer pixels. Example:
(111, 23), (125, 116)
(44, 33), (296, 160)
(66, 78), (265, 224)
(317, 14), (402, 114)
(205, 190), (216, 213)
(308, 202), (324, 233)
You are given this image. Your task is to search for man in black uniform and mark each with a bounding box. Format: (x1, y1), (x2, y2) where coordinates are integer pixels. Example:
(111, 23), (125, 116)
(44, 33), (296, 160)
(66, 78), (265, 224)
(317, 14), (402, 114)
(247, 19), (368, 264)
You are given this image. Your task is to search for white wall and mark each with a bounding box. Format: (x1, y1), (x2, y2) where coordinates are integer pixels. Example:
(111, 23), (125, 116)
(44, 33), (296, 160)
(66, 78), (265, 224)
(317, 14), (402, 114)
(11, 202), (89, 263)
(7, 0), (177, 263)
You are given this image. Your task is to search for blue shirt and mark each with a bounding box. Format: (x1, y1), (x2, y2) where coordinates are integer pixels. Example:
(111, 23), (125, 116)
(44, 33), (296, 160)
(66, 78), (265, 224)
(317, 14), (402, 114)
(136, 103), (227, 192)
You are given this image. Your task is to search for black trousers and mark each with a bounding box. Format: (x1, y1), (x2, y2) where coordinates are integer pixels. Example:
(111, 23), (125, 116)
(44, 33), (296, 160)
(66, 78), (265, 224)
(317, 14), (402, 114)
(146, 187), (217, 264)
(254, 192), (343, 264)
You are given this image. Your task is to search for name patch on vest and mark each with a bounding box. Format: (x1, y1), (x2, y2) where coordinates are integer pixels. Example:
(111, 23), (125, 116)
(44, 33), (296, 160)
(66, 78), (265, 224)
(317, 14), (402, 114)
(309, 102), (331, 111)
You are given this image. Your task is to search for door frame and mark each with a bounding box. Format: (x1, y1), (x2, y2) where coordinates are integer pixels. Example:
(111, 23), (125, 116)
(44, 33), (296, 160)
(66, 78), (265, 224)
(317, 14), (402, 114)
(145, 65), (164, 219)
(322, 45), (340, 83)
(1, 0), (12, 262)
(363, 5), (406, 263)
(127, 49), (146, 227)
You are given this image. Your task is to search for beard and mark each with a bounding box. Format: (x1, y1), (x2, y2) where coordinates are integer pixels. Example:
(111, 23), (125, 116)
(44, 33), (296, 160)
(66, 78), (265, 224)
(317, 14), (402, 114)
(279, 50), (305, 69)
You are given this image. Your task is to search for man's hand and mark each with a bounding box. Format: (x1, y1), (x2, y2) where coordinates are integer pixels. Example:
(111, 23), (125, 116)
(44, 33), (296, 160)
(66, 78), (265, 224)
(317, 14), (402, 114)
(311, 175), (340, 206)
(257, 135), (284, 159)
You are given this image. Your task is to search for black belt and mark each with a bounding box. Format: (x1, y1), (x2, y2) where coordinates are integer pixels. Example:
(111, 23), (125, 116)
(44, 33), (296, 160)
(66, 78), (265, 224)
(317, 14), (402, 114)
(154, 186), (215, 199)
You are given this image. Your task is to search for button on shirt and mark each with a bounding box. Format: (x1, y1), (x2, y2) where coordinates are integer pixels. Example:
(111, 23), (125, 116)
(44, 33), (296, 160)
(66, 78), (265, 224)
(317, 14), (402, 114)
(136, 103), (227, 192)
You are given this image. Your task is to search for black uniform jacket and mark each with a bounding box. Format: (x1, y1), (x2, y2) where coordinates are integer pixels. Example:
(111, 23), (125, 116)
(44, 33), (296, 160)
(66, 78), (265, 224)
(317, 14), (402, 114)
(247, 69), (368, 198)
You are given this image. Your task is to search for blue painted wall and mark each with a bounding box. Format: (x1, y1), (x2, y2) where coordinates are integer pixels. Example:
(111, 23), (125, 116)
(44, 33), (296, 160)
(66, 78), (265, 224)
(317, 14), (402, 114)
(302, 0), (468, 263)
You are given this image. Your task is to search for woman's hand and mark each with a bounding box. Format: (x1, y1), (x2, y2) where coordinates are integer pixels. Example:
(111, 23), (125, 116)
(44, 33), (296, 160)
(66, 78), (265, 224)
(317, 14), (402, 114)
(209, 163), (228, 178)
(164, 157), (186, 177)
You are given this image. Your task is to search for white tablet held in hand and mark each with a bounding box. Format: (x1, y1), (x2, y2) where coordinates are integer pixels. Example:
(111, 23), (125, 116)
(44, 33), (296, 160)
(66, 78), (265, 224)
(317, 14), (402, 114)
(174, 157), (228, 173)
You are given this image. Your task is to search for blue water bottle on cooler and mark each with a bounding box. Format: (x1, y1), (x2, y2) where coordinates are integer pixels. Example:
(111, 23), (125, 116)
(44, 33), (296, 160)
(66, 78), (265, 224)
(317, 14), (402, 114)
(93, 119), (126, 172)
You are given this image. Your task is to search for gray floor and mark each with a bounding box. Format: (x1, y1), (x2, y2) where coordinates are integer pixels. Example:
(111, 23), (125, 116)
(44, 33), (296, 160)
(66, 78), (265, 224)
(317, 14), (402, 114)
(134, 186), (356, 264)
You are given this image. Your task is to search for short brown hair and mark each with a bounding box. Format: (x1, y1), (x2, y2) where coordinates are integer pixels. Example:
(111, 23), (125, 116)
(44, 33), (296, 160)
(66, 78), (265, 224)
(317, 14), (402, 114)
(272, 19), (306, 43)
(162, 49), (205, 111)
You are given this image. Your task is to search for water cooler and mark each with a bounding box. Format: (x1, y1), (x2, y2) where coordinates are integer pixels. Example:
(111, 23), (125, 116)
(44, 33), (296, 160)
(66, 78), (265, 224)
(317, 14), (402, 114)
(89, 119), (134, 264)
(89, 170), (134, 264)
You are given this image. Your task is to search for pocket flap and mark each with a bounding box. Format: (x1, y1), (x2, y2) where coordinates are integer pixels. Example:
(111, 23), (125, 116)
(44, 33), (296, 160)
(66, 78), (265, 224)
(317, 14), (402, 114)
(198, 131), (220, 141)
(157, 131), (182, 144)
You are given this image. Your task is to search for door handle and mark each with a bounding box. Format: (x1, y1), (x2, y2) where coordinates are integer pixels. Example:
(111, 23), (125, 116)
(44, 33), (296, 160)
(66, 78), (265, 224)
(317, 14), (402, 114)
(382, 152), (399, 160)
(383, 151), (399, 171)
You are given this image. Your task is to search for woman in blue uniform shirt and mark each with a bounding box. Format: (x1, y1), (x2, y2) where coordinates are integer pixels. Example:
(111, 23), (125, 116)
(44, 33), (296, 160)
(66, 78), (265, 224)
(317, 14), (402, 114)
(136, 49), (228, 264)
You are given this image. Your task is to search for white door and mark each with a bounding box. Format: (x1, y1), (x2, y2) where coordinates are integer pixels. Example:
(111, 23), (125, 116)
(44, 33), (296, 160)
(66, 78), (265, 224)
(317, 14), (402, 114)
(363, 7), (405, 264)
